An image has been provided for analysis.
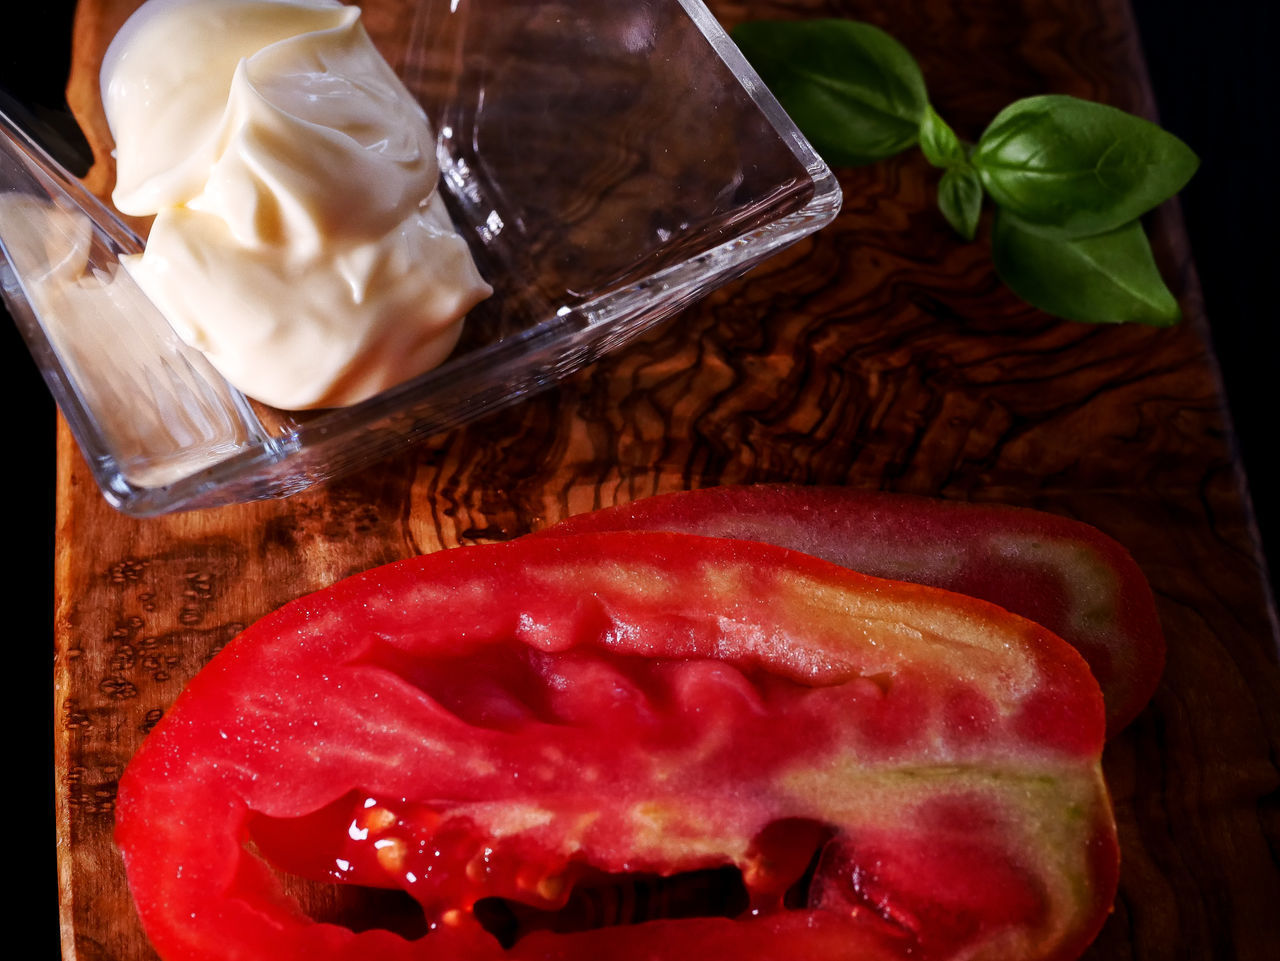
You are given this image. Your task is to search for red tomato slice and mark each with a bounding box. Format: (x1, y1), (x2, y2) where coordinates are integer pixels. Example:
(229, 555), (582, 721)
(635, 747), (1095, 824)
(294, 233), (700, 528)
(116, 531), (1117, 961)
(541, 485), (1164, 735)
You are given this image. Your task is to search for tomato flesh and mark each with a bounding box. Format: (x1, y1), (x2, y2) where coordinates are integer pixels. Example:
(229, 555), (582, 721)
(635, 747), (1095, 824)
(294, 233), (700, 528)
(116, 531), (1117, 961)
(541, 485), (1165, 734)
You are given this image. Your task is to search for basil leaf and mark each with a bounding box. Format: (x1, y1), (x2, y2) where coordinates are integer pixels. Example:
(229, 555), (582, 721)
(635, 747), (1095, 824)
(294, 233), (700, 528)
(974, 95), (1199, 238)
(991, 210), (1180, 325)
(732, 20), (928, 166)
(938, 166), (984, 241)
(920, 104), (966, 168)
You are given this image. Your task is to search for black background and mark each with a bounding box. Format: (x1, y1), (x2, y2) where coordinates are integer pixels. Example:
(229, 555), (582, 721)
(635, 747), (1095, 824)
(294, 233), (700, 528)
(3, 0), (1276, 955)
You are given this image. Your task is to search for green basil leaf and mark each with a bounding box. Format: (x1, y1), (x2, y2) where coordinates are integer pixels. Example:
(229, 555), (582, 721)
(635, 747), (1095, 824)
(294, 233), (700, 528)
(974, 95), (1198, 238)
(920, 104), (966, 168)
(938, 166), (984, 241)
(991, 209), (1180, 325)
(732, 20), (928, 166)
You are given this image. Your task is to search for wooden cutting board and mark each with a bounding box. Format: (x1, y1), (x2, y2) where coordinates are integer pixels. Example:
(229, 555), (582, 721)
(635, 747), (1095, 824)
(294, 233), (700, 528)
(54, 1), (1280, 959)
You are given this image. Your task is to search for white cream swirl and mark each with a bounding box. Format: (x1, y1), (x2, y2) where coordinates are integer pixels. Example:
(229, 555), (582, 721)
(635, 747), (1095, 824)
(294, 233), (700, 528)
(103, 0), (490, 409)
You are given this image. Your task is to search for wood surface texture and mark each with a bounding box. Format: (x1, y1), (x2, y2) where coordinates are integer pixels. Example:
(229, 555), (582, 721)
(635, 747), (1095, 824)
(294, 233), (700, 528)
(54, 1), (1280, 959)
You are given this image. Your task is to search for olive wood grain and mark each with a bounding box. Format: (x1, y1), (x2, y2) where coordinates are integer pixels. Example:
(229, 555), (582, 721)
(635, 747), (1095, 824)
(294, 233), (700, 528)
(55, 1), (1280, 960)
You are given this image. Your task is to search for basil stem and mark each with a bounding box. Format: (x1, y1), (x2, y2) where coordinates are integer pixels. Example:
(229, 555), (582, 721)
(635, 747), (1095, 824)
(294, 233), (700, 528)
(919, 104), (966, 168)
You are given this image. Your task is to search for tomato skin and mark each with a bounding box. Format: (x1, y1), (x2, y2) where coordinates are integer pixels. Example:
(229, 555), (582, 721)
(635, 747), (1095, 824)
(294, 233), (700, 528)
(117, 531), (1116, 961)
(540, 485), (1164, 735)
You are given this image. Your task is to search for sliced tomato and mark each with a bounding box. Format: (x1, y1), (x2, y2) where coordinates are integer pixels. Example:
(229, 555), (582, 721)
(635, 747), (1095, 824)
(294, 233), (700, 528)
(541, 485), (1164, 735)
(116, 531), (1117, 961)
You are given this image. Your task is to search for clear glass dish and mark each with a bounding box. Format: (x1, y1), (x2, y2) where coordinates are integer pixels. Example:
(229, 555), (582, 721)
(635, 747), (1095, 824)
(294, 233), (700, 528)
(0, 0), (839, 516)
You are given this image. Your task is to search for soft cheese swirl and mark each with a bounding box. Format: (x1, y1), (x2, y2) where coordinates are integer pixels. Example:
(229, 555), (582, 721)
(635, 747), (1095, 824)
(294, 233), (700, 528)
(103, 0), (491, 409)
